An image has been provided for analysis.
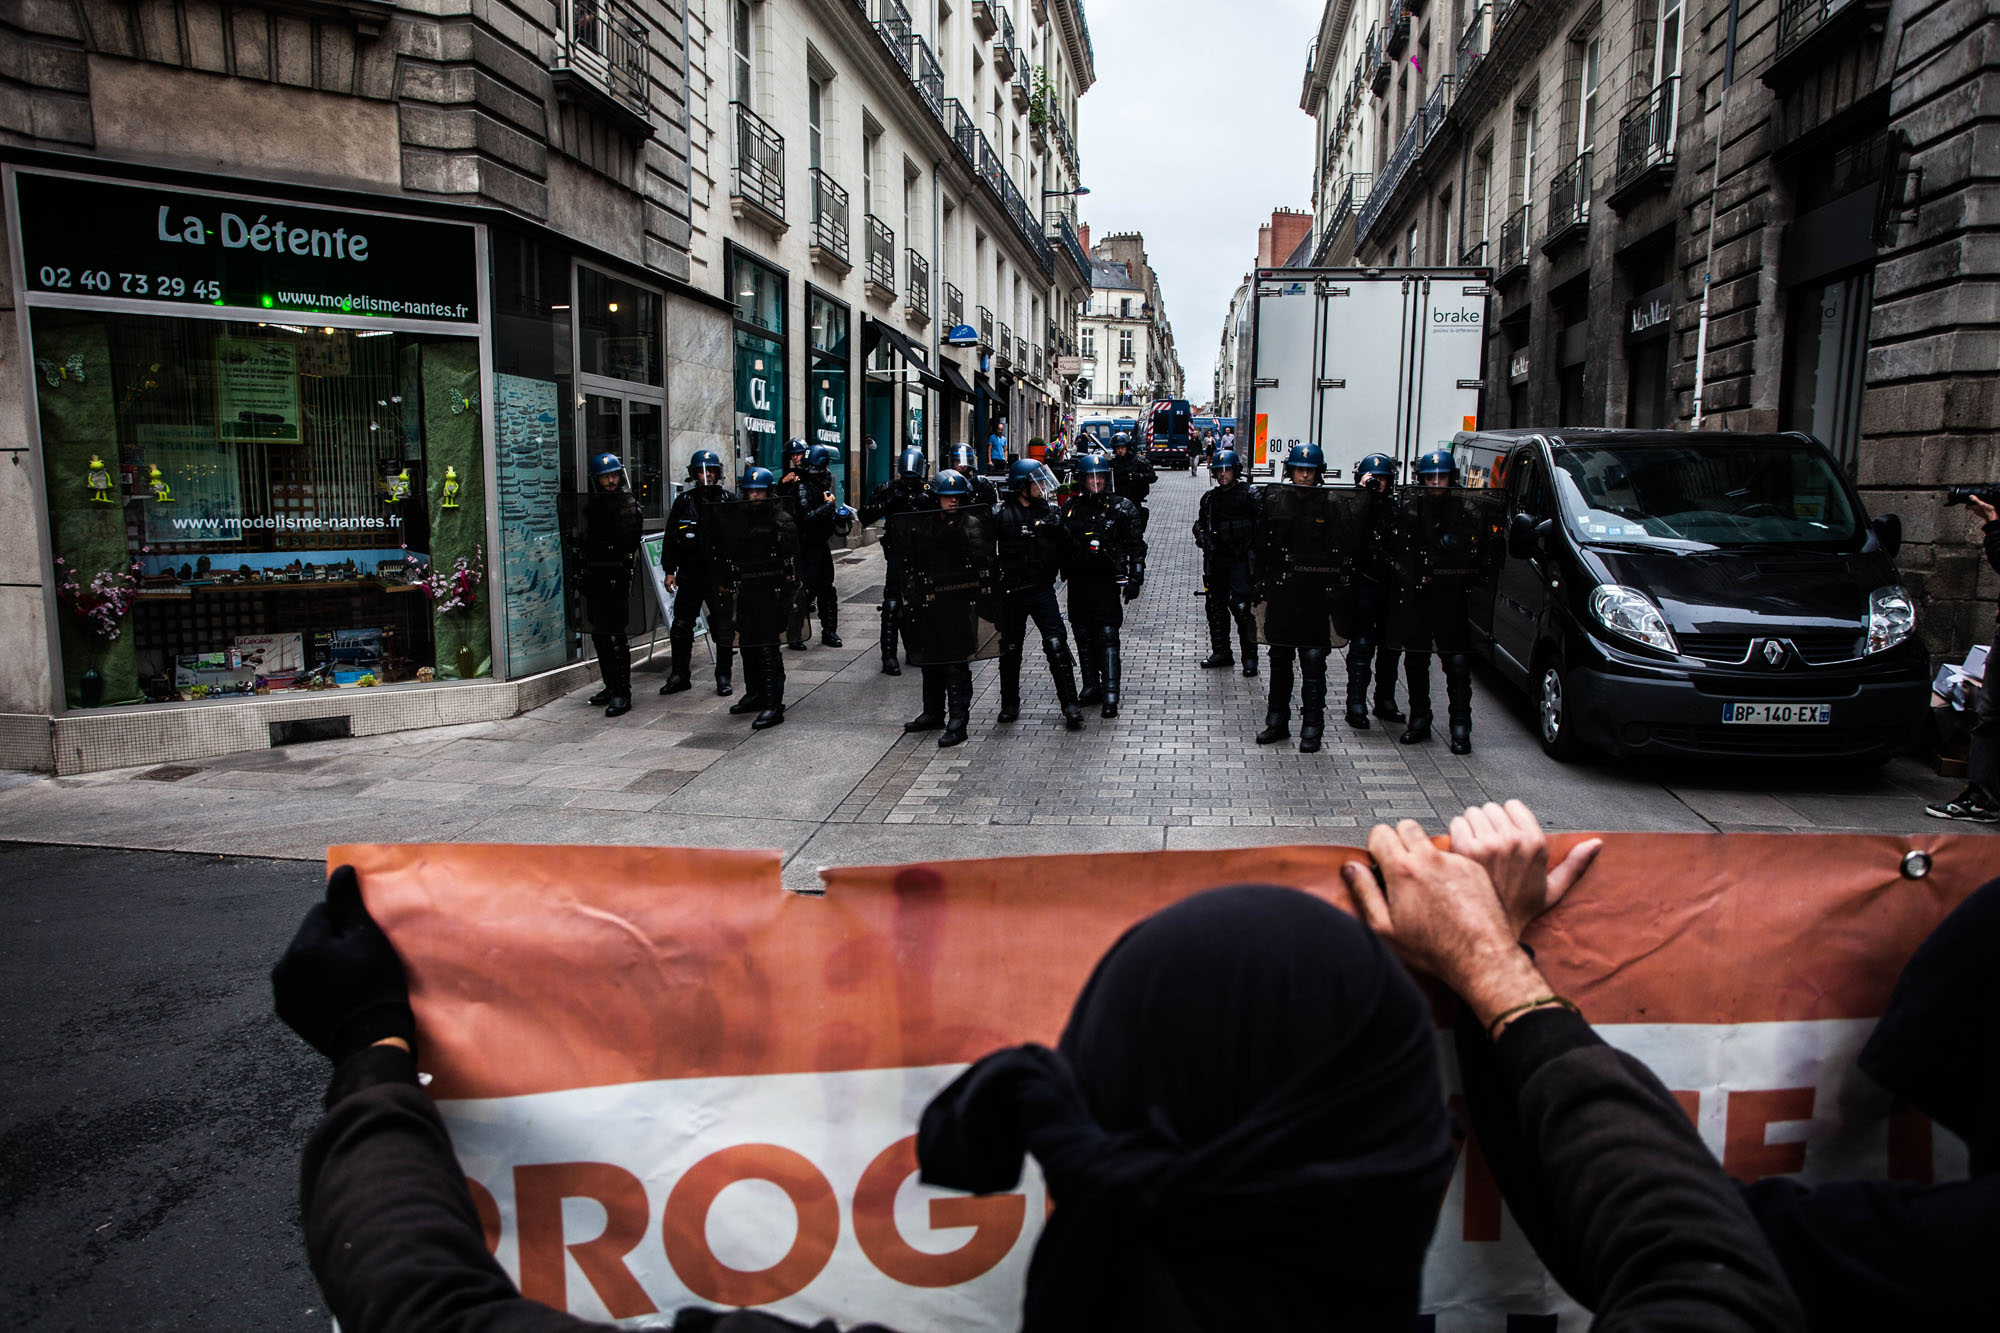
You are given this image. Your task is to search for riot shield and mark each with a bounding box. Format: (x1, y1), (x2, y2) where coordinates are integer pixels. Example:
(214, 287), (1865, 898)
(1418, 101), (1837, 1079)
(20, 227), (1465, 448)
(558, 491), (647, 635)
(1254, 486), (1369, 649)
(890, 506), (1001, 667)
(1386, 487), (1508, 653)
(704, 501), (799, 648)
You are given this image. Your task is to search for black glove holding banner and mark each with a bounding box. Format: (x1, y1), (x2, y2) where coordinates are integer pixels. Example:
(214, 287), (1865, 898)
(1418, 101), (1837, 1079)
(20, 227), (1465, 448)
(272, 865), (416, 1065)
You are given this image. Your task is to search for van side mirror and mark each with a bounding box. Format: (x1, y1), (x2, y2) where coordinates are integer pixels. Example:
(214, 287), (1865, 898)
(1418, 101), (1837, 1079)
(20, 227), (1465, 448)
(1508, 510), (1539, 559)
(1869, 513), (1903, 559)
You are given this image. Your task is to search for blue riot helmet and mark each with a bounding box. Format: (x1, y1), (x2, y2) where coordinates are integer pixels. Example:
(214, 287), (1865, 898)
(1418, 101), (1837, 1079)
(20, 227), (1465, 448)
(688, 449), (724, 486)
(590, 452), (624, 478)
(896, 446), (930, 484)
(1112, 432), (1133, 451)
(783, 438), (809, 468)
(1005, 457), (1056, 497)
(1283, 442), (1326, 484)
(1075, 453), (1114, 495)
(805, 443), (837, 471)
(1210, 448), (1243, 481)
(1415, 448), (1459, 487)
(932, 469), (972, 500)
(740, 466), (776, 498)
(947, 442), (979, 473)
(1356, 452), (1397, 486)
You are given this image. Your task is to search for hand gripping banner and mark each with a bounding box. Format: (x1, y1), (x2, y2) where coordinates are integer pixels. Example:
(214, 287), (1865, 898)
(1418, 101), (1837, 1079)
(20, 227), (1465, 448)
(337, 835), (2000, 1330)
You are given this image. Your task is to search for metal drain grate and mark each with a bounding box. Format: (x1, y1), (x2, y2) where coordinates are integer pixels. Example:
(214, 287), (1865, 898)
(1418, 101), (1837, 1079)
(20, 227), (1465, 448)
(136, 764), (206, 782)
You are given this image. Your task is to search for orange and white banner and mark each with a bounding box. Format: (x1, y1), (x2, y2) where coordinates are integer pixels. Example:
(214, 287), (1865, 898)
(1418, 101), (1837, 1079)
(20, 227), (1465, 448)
(339, 836), (1998, 1330)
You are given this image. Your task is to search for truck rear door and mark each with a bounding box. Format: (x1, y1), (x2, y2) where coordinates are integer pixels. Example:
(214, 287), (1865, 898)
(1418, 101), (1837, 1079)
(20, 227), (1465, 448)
(1409, 278), (1489, 463)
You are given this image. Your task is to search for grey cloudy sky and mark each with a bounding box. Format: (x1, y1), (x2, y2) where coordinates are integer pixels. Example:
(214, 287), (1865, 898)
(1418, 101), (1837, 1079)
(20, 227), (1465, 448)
(1076, 0), (1322, 406)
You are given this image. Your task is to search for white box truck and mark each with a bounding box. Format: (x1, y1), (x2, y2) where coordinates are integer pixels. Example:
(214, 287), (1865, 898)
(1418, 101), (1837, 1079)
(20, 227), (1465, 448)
(1241, 268), (1490, 480)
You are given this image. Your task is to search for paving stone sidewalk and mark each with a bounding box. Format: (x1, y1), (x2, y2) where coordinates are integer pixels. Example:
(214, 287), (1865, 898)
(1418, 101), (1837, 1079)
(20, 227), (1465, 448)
(0, 472), (1980, 887)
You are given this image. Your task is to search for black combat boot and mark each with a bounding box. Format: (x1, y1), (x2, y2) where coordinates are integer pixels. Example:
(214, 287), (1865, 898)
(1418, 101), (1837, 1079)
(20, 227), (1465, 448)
(1344, 638), (1373, 730)
(1298, 647), (1328, 753)
(659, 629), (693, 695)
(1400, 651), (1433, 745)
(1101, 640), (1122, 719)
(713, 642), (733, 698)
(879, 601), (902, 675)
(1076, 631), (1104, 705)
(589, 686), (614, 706)
(905, 669), (945, 732)
(1201, 600), (1233, 668)
(939, 668), (972, 747)
(787, 591), (811, 651)
(818, 590), (842, 647)
(1257, 650), (1293, 743)
(752, 647), (786, 729)
(1445, 652), (1474, 754)
(1233, 603), (1260, 677)
(1047, 636), (1085, 730)
(997, 649), (1022, 723)
(729, 650), (763, 715)
(1372, 642), (1405, 723)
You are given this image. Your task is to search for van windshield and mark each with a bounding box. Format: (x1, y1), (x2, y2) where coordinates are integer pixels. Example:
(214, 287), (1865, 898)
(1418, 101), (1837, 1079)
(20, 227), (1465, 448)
(1548, 439), (1864, 551)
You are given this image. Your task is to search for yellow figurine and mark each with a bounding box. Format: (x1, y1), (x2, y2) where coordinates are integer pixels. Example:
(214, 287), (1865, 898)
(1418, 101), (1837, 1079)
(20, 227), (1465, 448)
(386, 468), (412, 504)
(86, 455), (114, 503)
(148, 464), (175, 503)
(440, 465), (461, 509)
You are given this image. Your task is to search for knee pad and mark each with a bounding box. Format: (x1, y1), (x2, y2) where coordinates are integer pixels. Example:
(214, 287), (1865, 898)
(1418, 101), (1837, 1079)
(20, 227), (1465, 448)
(1043, 635), (1073, 668)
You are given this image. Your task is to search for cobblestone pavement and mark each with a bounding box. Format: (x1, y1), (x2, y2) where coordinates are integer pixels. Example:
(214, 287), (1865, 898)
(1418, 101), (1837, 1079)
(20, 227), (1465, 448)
(0, 471), (1981, 882)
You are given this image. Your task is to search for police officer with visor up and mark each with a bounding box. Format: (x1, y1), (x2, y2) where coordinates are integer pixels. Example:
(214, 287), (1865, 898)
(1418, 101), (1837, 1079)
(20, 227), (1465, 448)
(573, 452), (644, 718)
(947, 443), (1002, 508)
(660, 450), (737, 698)
(1340, 453), (1408, 731)
(1061, 454), (1147, 718)
(859, 446), (932, 676)
(780, 440), (846, 651)
(994, 459), (1085, 729)
(1194, 448), (1261, 677)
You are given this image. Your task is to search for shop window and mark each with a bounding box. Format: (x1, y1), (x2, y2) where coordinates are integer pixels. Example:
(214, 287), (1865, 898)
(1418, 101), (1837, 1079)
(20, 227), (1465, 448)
(578, 267), (661, 385)
(808, 288), (851, 499)
(728, 247), (786, 336)
(30, 309), (489, 708)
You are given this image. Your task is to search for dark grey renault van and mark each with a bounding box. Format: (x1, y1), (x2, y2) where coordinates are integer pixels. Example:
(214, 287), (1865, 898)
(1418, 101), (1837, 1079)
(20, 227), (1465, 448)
(1453, 428), (1929, 762)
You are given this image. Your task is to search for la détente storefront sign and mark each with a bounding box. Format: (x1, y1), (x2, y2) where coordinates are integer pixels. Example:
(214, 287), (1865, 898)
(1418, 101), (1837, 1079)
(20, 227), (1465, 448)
(14, 171), (479, 323)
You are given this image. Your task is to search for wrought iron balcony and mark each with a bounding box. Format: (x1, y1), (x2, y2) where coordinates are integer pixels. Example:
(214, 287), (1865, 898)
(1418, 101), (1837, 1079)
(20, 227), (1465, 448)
(908, 34), (944, 118)
(998, 5), (1016, 54)
(978, 304), (994, 349)
(906, 249), (931, 321)
(1460, 239), (1489, 266)
(1492, 0), (1525, 33)
(1778, 0), (1856, 55)
(944, 281), (964, 329)
(971, 0), (998, 40)
(1497, 203), (1531, 279)
(809, 168), (849, 268)
(993, 37), (1017, 80)
(997, 320), (1013, 367)
(1047, 210), (1088, 279)
(1385, 11), (1412, 57)
(864, 214), (896, 296)
(1366, 23), (1390, 95)
(1049, 100), (1078, 171)
(1615, 76), (1679, 195)
(1545, 151), (1591, 247)
(944, 98), (977, 165)
(1331, 172), (1372, 237)
(875, 0), (913, 74)
(730, 101), (784, 228)
(1423, 75), (1454, 143)
(1357, 113), (1425, 242)
(554, 0), (651, 125)
(1455, 5), (1488, 82)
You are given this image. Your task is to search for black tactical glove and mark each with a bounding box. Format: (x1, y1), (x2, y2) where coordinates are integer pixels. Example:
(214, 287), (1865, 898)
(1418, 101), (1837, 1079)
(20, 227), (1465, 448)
(272, 865), (416, 1065)
(1122, 579), (1143, 603)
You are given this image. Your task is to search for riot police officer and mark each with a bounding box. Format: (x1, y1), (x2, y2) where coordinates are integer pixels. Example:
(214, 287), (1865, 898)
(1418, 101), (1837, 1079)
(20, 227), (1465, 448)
(577, 453), (644, 718)
(1060, 454), (1147, 718)
(899, 469), (995, 748)
(1109, 432), (1157, 534)
(859, 446), (932, 676)
(782, 441), (844, 650)
(1391, 448), (1484, 754)
(1194, 447), (1260, 677)
(946, 443), (1001, 508)
(660, 450), (737, 698)
(994, 458), (1084, 729)
(1253, 443), (1336, 754)
(1342, 452), (1407, 730)
(722, 467), (800, 730)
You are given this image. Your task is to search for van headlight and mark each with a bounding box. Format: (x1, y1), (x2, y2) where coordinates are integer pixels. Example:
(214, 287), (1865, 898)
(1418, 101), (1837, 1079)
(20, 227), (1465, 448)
(1590, 585), (1677, 653)
(1866, 586), (1916, 654)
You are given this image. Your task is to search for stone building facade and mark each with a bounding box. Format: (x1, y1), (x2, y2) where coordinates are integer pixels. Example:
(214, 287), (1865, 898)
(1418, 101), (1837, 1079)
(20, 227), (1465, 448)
(0, 0), (1094, 771)
(1323, 0), (2000, 661)
(1072, 228), (1183, 424)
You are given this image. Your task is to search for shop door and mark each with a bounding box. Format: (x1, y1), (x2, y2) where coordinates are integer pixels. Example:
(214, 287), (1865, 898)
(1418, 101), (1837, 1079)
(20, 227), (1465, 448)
(864, 380), (897, 492)
(581, 391), (667, 521)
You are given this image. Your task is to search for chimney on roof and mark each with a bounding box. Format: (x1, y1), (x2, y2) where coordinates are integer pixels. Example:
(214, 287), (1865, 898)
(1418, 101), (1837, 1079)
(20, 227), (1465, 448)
(1078, 222), (1091, 253)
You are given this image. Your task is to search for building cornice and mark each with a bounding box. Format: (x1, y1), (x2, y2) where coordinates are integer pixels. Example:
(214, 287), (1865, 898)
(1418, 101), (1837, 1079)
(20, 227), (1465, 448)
(1300, 0), (1356, 111)
(1050, 0), (1097, 93)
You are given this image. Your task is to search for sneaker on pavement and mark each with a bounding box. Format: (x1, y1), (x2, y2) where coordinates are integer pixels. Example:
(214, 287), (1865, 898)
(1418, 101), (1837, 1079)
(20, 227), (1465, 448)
(1925, 786), (2000, 823)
